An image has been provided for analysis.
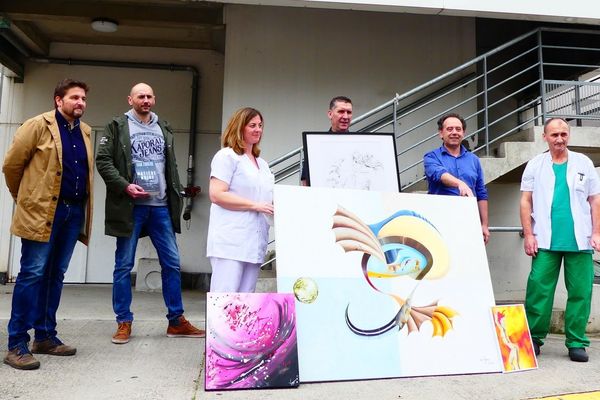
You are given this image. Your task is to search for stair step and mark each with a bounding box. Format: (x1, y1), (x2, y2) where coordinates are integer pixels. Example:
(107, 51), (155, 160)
(481, 126), (600, 185)
(256, 265), (277, 293)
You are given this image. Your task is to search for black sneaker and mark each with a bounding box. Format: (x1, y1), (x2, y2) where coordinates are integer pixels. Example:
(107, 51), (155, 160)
(568, 347), (588, 362)
(533, 341), (540, 356)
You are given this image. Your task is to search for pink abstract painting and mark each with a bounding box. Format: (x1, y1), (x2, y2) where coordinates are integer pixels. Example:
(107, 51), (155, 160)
(205, 292), (299, 391)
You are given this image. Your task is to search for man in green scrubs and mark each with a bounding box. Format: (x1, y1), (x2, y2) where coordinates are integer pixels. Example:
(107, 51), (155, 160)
(520, 118), (600, 362)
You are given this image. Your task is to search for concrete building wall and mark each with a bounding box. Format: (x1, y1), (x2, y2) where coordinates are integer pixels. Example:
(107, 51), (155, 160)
(231, 0), (600, 26)
(0, 75), (24, 277)
(221, 5), (477, 163)
(5, 5), (592, 293)
(486, 182), (530, 302)
(0, 8), (478, 280)
(0, 43), (224, 279)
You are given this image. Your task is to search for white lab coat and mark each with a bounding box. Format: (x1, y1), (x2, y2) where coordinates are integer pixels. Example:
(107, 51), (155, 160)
(206, 147), (274, 263)
(521, 150), (600, 250)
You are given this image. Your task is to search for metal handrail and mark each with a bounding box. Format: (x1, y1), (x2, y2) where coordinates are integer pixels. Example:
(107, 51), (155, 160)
(268, 97), (401, 171)
(487, 45), (539, 75)
(474, 116), (538, 154)
(358, 73), (477, 133)
(269, 26), (600, 190)
(268, 31), (543, 171)
(352, 93), (401, 125)
(269, 147), (303, 166)
(489, 227), (523, 233)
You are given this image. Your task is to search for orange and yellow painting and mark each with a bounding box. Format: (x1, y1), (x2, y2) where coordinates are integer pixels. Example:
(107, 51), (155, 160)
(492, 304), (538, 373)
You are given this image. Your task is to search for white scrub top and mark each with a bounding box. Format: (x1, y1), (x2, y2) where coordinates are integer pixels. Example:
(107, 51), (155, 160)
(206, 147), (274, 263)
(520, 150), (600, 250)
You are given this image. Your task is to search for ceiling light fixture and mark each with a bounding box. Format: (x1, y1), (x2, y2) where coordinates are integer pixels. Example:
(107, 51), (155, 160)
(91, 18), (119, 33)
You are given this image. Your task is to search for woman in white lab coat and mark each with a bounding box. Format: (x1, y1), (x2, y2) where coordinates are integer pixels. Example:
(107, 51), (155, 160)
(206, 107), (274, 292)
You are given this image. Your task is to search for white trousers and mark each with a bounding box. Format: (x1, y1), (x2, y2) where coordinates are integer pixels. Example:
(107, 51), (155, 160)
(209, 257), (261, 293)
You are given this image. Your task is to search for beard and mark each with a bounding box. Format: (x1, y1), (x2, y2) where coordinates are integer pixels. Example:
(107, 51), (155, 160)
(134, 104), (152, 115)
(60, 106), (85, 121)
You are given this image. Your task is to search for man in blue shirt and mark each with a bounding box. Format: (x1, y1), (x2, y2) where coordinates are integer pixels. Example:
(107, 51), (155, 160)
(424, 113), (489, 244)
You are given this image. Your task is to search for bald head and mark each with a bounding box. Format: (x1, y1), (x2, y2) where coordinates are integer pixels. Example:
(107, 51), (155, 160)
(130, 83), (153, 97)
(543, 117), (570, 158)
(128, 83), (156, 122)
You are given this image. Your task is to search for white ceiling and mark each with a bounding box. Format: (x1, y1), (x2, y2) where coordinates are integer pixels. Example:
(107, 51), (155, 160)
(0, 0), (225, 55)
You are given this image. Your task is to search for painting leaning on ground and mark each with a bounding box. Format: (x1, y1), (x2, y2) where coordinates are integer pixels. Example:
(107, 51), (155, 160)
(205, 292), (299, 390)
(275, 185), (503, 382)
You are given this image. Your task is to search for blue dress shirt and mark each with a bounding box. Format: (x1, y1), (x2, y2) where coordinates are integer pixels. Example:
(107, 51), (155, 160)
(424, 144), (488, 201)
(56, 110), (88, 201)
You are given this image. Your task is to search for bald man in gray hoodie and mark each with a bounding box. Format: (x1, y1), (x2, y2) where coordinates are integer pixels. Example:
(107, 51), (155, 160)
(96, 83), (205, 345)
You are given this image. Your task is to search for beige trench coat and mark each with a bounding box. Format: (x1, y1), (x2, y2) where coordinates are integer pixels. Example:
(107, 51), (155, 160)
(2, 110), (93, 244)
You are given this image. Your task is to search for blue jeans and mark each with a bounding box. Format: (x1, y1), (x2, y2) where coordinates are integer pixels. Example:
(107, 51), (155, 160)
(113, 205), (184, 323)
(7, 202), (84, 350)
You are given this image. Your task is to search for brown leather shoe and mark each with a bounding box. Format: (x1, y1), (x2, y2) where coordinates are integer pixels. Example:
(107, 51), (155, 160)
(31, 337), (76, 356)
(166, 316), (205, 338)
(112, 321), (132, 344)
(4, 345), (41, 370)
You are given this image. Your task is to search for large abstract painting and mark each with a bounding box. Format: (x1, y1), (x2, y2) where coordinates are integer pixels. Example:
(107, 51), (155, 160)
(302, 132), (400, 191)
(275, 185), (502, 382)
(205, 293), (299, 390)
(491, 304), (538, 373)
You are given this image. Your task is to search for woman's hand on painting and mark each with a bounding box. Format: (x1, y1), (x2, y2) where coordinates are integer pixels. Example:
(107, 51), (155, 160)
(254, 202), (274, 215)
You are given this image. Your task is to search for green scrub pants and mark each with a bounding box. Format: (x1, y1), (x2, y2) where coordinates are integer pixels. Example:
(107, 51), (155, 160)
(525, 249), (593, 349)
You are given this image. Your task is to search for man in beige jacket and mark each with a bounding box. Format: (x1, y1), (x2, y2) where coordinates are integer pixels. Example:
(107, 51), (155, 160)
(2, 78), (93, 370)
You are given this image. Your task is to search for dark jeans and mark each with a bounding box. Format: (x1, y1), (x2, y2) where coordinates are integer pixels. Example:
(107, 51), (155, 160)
(7, 202), (84, 350)
(112, 205), (184, 323)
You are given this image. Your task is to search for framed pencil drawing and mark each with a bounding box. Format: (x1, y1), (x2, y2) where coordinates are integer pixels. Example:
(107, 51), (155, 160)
(302, 132), (400, 191)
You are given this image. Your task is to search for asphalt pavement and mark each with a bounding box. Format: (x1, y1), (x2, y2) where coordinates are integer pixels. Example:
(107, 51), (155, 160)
(2, 284), (600, 400)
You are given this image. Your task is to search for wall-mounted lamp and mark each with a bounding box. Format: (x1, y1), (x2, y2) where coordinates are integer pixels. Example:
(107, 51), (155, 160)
(91, 18), (119, 33)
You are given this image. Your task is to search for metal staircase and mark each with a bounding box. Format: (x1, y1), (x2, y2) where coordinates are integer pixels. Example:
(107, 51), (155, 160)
(269, 27), (600, 190)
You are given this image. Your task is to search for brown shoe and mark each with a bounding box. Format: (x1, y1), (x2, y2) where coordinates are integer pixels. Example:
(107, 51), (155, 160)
(166, 316), (205, 338)
(112, 321), (132, 344)
(31, 337), (76, 356)
(4, 344), (41, 370)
